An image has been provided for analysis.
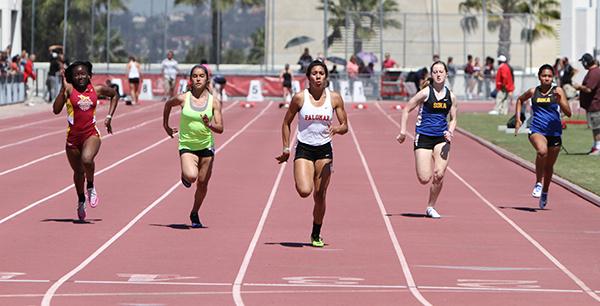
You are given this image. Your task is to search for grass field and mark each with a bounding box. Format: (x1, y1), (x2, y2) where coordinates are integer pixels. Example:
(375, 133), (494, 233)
(458, 112), (600, 196)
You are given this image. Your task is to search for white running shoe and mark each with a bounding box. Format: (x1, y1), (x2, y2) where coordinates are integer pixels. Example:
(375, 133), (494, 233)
(531, 182), (542, 198)
(88, 187), (99, 208)
(426, 206), (441, 219)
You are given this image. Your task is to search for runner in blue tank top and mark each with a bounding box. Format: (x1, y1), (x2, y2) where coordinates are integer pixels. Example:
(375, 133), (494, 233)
(515, 64), (571, 209)
(396, 61), (459, 219)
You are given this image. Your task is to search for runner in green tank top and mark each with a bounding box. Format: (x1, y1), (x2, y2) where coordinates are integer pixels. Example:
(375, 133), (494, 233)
(163, 65), (223, 228)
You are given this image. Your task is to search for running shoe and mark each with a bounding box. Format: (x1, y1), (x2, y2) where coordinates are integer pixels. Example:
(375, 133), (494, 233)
(531, 182), (543, 198)
(87, 187), (99, 208)
(311, 235), (324, 247)
(181, 176), (192, 188)
(190, 212), (203, 228)
(426, 206), (441, 219)
(539, 192), (548, 209)
(77, 201), (86, 221)
(589, 147), (600, 156)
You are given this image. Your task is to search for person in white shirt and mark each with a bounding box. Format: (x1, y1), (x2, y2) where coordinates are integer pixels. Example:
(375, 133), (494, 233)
(276, 60), (348, 247)
(161, 50), (179, 99)
(126, 56), (142, 104)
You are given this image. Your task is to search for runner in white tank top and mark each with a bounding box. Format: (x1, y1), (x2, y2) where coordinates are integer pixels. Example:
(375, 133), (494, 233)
(276, 60), (348, 247)
(297, 88), (333, 146)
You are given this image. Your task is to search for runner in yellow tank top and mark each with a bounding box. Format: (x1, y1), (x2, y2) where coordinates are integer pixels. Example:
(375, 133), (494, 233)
(163, 65), (223, 228)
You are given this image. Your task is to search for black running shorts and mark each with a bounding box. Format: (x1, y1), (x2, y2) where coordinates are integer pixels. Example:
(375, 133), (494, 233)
(179, 148), (215, 158)
(414, 133), (447, 150)
(294, 141), (333, 161)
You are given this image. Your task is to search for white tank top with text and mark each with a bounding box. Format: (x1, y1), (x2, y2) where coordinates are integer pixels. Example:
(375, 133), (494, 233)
(297, 88), (333, 146)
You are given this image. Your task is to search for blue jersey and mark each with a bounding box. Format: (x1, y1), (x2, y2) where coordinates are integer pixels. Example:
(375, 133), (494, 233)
(529, 86), (562, 136)
(415, 85), (452, 136)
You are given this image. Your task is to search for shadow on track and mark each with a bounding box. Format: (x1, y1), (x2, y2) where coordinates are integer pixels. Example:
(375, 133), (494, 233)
(264, 242), (322, 248)
(386, 213), (428, 218)
(498, 206), (546, 212)
(41, 218), (101, 224)
(149, 223), (207, 230)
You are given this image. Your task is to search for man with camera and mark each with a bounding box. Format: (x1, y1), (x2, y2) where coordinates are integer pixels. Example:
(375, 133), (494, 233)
(574, 53), (600, 155)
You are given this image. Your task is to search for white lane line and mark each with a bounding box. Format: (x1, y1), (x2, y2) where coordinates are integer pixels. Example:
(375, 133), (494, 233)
(0, 103), (162, 150)
(0, 102), (242, 221)
(41, 102), (273, 306)
(375, 102), (600, 303)
(75, 280), (230, 286)
(0, 137), (171, 225)
(0, 102), (238, 176)
(348, 121), (432, 306)
(3, 286), (591, 299)
(1, 289), (406, 299)
(0, 279), (49, 283)
(232, 127), (296, 306)
(0, 102), (159, 133)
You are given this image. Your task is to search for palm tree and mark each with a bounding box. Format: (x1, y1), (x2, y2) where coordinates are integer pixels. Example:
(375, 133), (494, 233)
(318, 0), (401, 55)
(174, 0), (264, 64)
(22, 0), (127, 61)
(458, 0), (560, 59)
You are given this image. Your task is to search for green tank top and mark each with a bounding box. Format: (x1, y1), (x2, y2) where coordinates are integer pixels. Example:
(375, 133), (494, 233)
(178, 91), (214, 151)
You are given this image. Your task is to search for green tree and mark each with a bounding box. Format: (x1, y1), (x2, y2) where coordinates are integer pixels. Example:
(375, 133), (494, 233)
(185, 43), (209, 63)
(174, 0), (263, 64)
(318, 0), (401, 55)
(458, 0), (560, 59)
(22, 0), (127, 61)
(247, 27), (264, 64)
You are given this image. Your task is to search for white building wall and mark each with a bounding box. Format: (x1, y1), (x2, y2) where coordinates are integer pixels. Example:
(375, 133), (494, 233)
(0, 0), (22, 57)
(561, 0), (597, 60)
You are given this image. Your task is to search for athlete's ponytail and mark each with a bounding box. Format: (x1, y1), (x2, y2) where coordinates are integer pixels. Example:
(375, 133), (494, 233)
(420, 77), (433, 90)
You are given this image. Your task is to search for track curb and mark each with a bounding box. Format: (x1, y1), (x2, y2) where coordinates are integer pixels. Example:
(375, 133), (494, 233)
(456, 127), (600, 208)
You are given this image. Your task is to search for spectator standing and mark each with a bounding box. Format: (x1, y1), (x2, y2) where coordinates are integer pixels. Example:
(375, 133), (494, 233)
(489, 55), (514, 115)
(573, 53), (600, 155)
(47, 51), (61, 102)
(161, 50), (179, 99)
(559, 57), (578, 100)
(483, 56), (495, 99)
(23, 53), (36, 98)
(298, 48), (313, 73)
(382, 52), (398, 70)
(463, 54), (474, 100)
(447, 57), (456, 90)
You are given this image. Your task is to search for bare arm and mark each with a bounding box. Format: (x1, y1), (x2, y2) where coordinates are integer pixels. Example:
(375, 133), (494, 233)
(275, 92), (302, 163)
(555, 87), (571, 117)
(329, 91), (348, 136)
(162, 94), (185, 138)
(396, 88), (428, 143)
(514, 88), (535, 135)
(445, 92), (459, 142)
(205, 96), (224, 134)
(95, 84), (120, 134)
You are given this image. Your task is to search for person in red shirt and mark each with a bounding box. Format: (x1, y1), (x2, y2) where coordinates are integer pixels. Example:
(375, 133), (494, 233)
(489, 55), (514, 115)
(382, 52), (397, 70)
(52, 61), (120, 221)
(574, 53), (600, 155)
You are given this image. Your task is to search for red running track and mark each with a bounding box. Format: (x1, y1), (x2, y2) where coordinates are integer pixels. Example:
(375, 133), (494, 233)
(0, 100), (598, 306)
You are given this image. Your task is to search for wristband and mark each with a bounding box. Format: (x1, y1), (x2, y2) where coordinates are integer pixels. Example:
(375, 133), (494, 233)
(106, 115), (112, 119)
(283, 147), (290, 153)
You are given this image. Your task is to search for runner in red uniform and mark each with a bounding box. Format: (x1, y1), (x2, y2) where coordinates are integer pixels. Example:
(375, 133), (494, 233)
(53, 61), (120, 221)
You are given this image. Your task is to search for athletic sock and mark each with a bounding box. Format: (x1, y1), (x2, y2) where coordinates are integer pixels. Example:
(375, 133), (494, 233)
(595, 141), (600, 149)
(78, 193), (86, 203)
(86, 181), (94, 189)
(311, 223), (322, 239)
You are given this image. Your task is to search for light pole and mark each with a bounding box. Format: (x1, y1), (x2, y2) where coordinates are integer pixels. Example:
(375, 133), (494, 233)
(31, 0), (35, 54)
(107, 0), (111, 71)
(63, 0), (68, 56)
